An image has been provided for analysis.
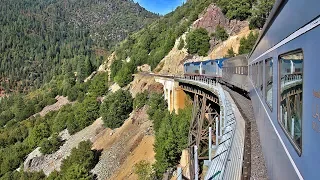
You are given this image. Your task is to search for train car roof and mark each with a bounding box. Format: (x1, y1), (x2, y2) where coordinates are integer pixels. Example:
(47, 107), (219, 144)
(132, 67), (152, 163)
(183, 58), (227, 65)
(225, 54), (247, 62)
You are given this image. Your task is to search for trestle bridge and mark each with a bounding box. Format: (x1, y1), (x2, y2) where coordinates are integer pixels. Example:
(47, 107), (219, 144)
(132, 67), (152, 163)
(147, 74), (249, 180)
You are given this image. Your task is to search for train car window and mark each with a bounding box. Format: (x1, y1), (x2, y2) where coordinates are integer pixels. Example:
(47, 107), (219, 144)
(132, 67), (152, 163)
(265, 58), (273, 110)
(255, 63), (258, 87)
(253, 64), (256, 86)
(259, 61), (263, 96)
(278, 50), (303, 154)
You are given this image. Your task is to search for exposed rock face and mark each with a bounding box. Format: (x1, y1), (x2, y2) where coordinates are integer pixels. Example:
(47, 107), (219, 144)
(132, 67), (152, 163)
(137, 64), (151, 72)
(23, 119), (104, 175)
(129, 74), (164, 97)
(193, 4), (248, 36)
(91, 106), (154, 180)
(98, 52), (116, 81)
(155, 33), (188, 76)
(36, 96), (72, 117)
(0, 87), (5, 98)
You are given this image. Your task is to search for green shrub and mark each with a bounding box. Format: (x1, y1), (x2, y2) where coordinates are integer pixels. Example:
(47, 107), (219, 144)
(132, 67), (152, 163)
(217, 0), (253, 20)
(249, 0), (275, 29)
(178, 38), (185, 50)
(134, 91), (148, 109)
(147, 93), (167, 131)
(238, 31), (258, 54)
(186, 28), (210, 56)
(225, 47), (235, 58)
(40, 133), (63, 154)
(214, 25), (229, 41)
(100, 90), (133, 129)
(134, 160), (153, 180)
(58, 141), (97, 179)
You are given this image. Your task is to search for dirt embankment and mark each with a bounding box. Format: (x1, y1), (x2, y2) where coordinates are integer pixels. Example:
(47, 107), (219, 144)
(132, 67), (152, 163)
(209, 26), (254, 59)
(154, 33), (188, 76)
(129, 74), (163, 98)
(91, 106), (154, 180)
(109, 135), (155, 180)
(98, 52), (116, 81)
(36, 96), (72, 117)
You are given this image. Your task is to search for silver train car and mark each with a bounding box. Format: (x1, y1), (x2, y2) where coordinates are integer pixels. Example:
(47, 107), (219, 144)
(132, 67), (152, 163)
(248, 0), (320, 179)
(221, 54), (249, 92)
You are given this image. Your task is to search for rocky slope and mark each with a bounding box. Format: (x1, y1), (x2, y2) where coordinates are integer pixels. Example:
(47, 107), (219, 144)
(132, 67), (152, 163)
(209, 26), (255, 59)
(24, 118), (104, 175)
(193, 4), (249, 52)
(193, 4), (248, 36)
(91, 106), (153, 180)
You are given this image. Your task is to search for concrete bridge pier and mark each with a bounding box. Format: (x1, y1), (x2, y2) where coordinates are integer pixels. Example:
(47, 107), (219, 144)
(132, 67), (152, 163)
(155, 77), (187, 113)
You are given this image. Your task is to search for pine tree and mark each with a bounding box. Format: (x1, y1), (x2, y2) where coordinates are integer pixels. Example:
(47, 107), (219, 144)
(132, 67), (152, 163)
(226, 47), (235, 58)
(250, 0), (275, 29)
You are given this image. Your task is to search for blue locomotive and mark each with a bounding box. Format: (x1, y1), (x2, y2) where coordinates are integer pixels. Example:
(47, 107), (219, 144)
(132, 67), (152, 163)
(184, 58), (227, 78)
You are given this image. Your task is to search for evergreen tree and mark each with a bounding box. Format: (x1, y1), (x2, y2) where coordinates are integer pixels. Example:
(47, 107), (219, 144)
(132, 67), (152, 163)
(250, 0), (275, 29)
(100, 90), (133, 129)
(238, 31), (258, 54)
(226, 47), (236, 58)
(178, 38), (185, 50)
(213, 25), (229, 41)
(186, 28), (210, 56)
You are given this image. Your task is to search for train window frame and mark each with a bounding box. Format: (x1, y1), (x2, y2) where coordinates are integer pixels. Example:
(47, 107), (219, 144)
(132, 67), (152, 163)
(264, 58), (273, 111)
(254, 64), (256, 86)
(255, 62), (259, 87)
(277, 49), (303, 156)
(259, 61), (263, 97)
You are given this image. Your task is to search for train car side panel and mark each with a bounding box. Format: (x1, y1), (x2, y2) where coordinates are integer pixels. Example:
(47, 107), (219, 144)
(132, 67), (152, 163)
(249, 12), (320, 180)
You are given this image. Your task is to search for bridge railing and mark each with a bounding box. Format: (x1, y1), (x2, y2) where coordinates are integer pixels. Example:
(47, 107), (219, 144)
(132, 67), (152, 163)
(174, 75), (237, 180)
(281, 74), (302, 87)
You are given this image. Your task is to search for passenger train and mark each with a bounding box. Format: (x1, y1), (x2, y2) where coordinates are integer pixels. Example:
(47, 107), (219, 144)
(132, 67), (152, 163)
(184, 0), (319, 179)
(184, 55), (249, 95)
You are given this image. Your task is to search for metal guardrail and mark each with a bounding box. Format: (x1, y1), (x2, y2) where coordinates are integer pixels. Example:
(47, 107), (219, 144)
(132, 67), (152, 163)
(174, 75), (237, 180)
(281, 74), (302, 88)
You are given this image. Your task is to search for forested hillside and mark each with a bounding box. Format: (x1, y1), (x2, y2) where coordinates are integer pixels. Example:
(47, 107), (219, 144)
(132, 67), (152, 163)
(0, 0), (275, 179)
(110, 0), (274, 87)
(0, 0), (158, 93)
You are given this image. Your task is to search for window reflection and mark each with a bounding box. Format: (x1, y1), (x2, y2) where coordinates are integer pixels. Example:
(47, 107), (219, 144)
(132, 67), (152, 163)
(279, 51), (303, 152)
(259, 61), (263, 95)
(265, 58), (273, 109)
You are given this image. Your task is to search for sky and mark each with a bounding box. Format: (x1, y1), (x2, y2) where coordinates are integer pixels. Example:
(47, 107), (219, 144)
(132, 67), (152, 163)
(133, 0), (186, 15)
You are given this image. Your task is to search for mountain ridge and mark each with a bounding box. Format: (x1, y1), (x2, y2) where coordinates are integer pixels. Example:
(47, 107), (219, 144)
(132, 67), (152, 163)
(0, 0), (158, 93)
